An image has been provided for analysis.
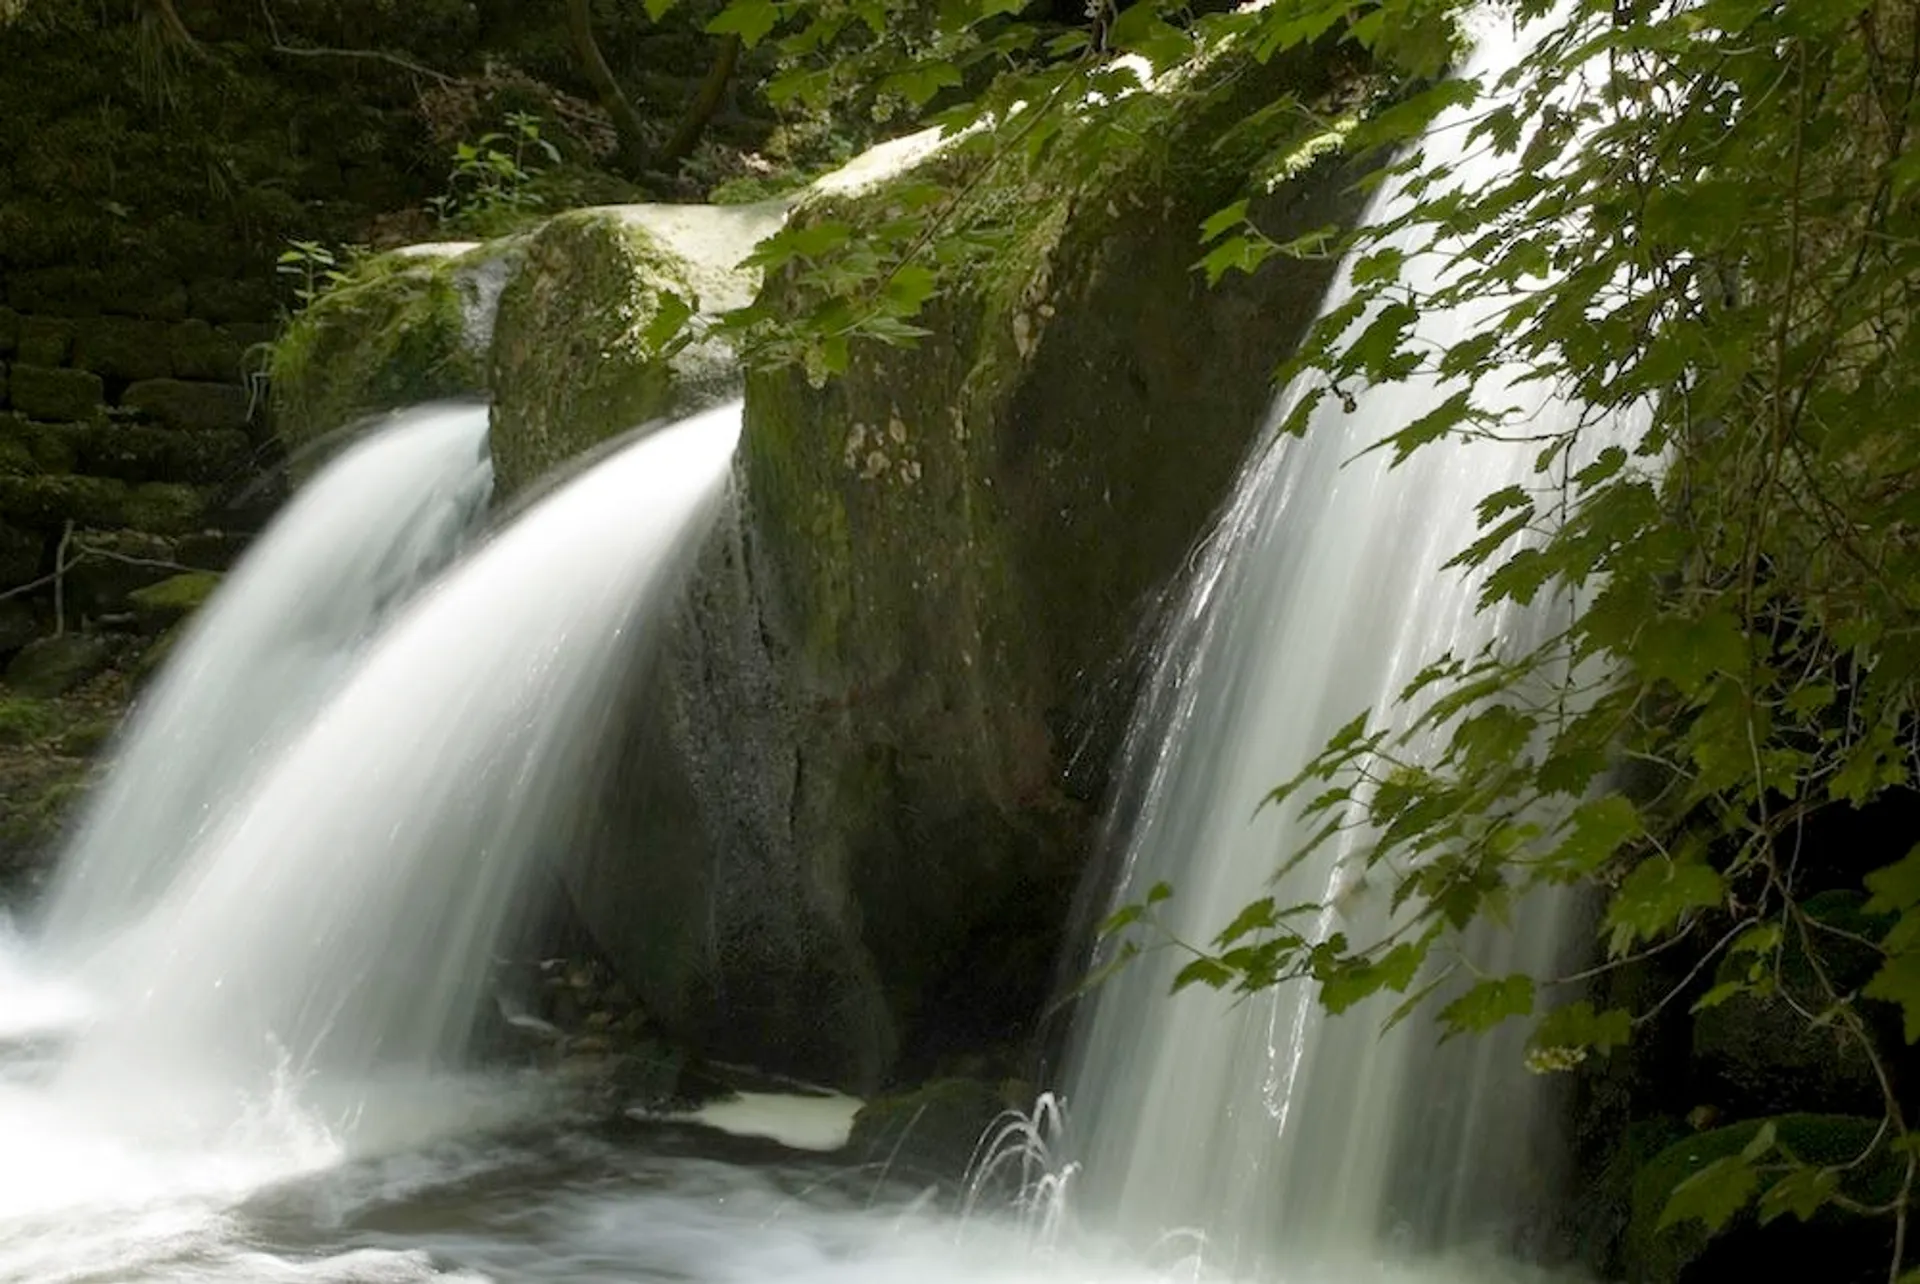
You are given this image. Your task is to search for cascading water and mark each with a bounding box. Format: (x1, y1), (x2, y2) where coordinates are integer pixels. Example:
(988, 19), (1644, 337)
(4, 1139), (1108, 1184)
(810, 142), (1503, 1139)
(1060, 16), (1616, 1279)
(0, 404), (740, 1282)
(60, 403), (741, 1119)
(36, 404), (494, 958)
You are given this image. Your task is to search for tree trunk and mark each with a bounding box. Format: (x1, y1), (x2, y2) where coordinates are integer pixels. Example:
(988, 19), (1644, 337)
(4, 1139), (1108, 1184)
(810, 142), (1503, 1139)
(660, 34), (742, 172)
(565, 0), (651, 176)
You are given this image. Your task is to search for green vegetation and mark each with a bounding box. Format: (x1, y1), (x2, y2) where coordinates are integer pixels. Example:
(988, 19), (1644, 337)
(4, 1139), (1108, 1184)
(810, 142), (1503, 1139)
(652, 0), (1920, 1273)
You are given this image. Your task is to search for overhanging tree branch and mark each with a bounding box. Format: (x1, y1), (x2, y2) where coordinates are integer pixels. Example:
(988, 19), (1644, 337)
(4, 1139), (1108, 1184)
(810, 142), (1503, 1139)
(566, 0), (652, 175)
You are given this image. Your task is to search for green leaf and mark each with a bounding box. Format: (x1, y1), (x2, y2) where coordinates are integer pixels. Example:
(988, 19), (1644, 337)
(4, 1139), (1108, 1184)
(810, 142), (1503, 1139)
(1200, 199), (1250, 243)
(1658, 1153), (1759, 1233)
(1530, 1000), (1632, 1061)
(1108, 4), (1192, 70)
(882, 264), (939, 314)
(641, 290), (696, 357)
(708, 0), (781, 47)
(1543, 795), (1641, 878)
(1319, 942), (1423, 1014)
(643, 0), (679, 19)
(1758, 1166), (1839, 1226)
(1864, 951), (1920, 1043)
(1098, 903), (1145, 936)
(1634, 610), (1747, 698)
(1605, 859), (1724, 955)
(1215, 897), (1277, 948)
(1172, 956), (1235, 993)
(1437, 973), (1535, 1039)
(1691, 980), (1747, 1013)
(1865, 845), (1920, 915)
(880, 60), (965, 108)
(1197, 233), (1278, 285)
(1146, 880), (1173, 905)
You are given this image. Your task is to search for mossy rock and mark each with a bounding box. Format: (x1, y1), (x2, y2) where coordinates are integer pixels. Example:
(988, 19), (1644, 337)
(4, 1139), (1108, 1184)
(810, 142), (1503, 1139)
(269, 246), (497, 465)
(127, 571), (219, 632)
(566, 41), (1377, 1088)
(487, 208), (743, 497)
(4, 633), (113, 698)
(845, 1077), (1010, 1185)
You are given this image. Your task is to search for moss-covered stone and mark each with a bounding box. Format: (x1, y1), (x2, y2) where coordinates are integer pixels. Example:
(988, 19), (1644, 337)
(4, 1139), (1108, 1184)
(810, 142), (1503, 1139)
(166, 319), (246, 382)
(74, 423), (253, 486)
(0, 695), (59, 746)
(9, 364), (102, 421)
(487, 211), (703, 496)
(4, 633), (113, 698)
(126, 571), (220, 632)
(119, 482), (207, 535)
(121, 379), (251, 433)
(71, 316), (172, 382)
(269, 248), (493, 463)
(0, 523), (41, 588)
(16, 316), (73, 367)
(0, 473), (130, 529)
(0, 307), (17, 356)
(0, 601), (35, 655)
(0, 413), (83, 472)
(845, 1077), (1010, 1185)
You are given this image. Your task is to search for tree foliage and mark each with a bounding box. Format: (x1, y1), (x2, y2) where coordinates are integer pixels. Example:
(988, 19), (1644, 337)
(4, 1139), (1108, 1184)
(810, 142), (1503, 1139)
(682, 0), (1920, 1271)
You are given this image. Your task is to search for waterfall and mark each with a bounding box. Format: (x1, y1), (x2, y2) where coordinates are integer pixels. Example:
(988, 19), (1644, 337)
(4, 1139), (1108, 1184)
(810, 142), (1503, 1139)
(49, 404), (739, 1145)
(38, 404), (494, 956)
(1062, 18), (1616, 1276)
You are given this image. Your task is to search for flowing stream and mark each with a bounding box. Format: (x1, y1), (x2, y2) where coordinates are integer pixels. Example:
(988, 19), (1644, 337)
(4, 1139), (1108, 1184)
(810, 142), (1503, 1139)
(0, 17), (1616, 1284)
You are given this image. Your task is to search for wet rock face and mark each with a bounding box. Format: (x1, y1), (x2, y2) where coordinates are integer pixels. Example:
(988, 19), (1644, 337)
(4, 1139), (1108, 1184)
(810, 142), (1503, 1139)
(566, 49), (1375, 1091)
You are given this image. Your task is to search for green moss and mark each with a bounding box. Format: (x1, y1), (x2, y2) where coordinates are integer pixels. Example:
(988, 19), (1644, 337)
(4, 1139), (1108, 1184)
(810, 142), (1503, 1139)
(269, 249), (488, 460)
(488, 210), (699, 496)
(0, 697), (59, 747)
(127, 571), (220, 628)
(0, 473), (130, 529)
(118, 483), (207, 535)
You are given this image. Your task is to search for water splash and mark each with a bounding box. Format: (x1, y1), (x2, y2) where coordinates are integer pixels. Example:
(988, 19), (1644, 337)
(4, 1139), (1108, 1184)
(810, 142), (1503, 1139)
(38, 404), (494, 957)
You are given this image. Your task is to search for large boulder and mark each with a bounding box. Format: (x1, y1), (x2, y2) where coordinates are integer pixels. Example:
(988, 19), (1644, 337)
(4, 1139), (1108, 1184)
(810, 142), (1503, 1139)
(268, 243), (504, 464)
(570, 45), (1375, 1088)
(486, 201), (785, 497)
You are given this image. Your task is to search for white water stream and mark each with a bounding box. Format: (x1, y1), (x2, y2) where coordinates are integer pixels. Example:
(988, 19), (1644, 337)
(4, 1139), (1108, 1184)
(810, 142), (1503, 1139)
(1059, 13), (1623, 1279)
(38, 404), (494, 958)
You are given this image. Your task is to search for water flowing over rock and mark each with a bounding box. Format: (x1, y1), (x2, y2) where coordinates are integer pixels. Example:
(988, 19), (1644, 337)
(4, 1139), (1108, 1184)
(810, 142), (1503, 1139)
(1059, 20), (1632, 1274)
(55, 404), (739, 1123)
(38, 405), (494, 954)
